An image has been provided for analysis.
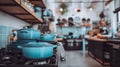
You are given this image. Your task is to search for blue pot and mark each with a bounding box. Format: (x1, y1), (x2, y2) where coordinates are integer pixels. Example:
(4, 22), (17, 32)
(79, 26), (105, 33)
(43, 9), (52, 17)
(17, 28), (40, 40)
(17, 42), (56, 59)
(36, 12), (42, 18)
(40, 34), (55, 41)
(67, 35), (73, 39)
(57, 35), (65, 38)
(16, 40), (36, 44)
(35, 7), (41, 11)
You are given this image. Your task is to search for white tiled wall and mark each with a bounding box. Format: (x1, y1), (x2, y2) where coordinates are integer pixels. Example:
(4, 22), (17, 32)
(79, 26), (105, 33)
(0, 11), (30, 29)
(0, 11), (30, 48)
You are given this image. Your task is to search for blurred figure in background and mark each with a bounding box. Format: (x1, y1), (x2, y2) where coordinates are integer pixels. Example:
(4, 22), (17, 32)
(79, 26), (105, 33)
(49, 18), (56, 34)
(81, 18), (87, 35)
(99, 19), (108, 35)
(10, 30), (17, 42)
(115, 28), (120, 38)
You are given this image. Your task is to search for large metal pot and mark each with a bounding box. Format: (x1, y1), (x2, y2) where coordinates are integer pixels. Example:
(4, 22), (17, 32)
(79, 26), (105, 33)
(17, 28), (40, 40)
(40, 34), (55, 41)
(17, 42), (56, 59)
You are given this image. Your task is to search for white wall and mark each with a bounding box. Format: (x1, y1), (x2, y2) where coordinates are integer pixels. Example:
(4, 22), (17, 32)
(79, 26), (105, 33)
(32, 24), (39, 30)
(104, 1), (117, 35)
(43, 0), (117, 35)
(43, 0), (101, 34)
(45, 0), (101, 22)
(0, 11), (30, 29)
(0, 11), (30, 48)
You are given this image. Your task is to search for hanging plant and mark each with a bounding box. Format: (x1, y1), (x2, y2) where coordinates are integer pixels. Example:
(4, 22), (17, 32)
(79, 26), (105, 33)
(59, 3), (68, 15)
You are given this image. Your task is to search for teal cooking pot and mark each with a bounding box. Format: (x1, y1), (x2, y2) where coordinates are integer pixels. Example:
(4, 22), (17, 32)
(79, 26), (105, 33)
(17, 42), (57, 59)
(40, 34), (55, 41)
(57, 35), (65, 38)
(17, 28), (41, 40)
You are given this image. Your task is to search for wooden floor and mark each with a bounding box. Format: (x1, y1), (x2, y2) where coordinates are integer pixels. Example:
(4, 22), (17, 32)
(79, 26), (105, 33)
(59, 51), (103, 67)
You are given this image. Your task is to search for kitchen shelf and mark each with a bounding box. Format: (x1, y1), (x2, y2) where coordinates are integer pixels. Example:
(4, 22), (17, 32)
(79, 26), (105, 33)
(0, 0), (45, 24)
(30, 0), (46, 8)
(105, 0), (113, 6)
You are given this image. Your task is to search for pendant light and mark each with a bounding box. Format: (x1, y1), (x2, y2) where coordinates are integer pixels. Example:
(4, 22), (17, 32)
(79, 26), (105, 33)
(99, 0), (105, 19)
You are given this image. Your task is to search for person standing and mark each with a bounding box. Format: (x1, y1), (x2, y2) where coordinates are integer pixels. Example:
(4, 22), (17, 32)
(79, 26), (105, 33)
(81, 18), (87, 35)
(10, 30), (17, 42)
(99, 19), (108, 35)
(49, 18), (56, 34)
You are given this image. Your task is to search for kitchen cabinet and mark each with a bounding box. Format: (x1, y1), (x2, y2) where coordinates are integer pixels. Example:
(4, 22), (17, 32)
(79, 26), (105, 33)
(86, 38), (111, 66)
(0, 0), (46, 24)
(63, 39), (82, 50)
(107, 38), (120, 67)
(110, 48), (120, 67)
(87, 38), (120, 67)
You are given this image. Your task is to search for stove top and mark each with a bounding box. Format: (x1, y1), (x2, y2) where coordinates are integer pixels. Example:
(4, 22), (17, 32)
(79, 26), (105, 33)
(0, 48), (58, 67)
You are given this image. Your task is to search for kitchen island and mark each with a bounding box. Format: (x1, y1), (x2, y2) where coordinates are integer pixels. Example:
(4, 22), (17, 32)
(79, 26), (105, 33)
(86, 38), (110, 66)
(86, 38), (120, 67)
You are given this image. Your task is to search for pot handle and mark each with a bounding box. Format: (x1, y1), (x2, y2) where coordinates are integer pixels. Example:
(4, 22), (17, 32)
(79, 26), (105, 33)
(40, 35), (44, 38)
(20, 30), (28, 33)
(53, 45), (57, 49)
(17, 45), (22, 49)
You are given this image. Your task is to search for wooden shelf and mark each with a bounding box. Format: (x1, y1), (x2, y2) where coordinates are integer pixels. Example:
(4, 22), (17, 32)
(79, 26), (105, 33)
(0, 0), (45, 24)
(105, 0), (113, 6)
(29, 0), (46, 9)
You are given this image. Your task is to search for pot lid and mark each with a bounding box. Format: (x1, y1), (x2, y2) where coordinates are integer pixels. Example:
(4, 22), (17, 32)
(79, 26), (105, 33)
(22, 42), (56, 47)
(18, 28), (39, 32)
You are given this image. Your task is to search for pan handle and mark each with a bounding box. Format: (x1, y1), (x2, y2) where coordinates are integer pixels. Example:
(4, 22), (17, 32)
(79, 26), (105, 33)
(17, 45), (22, 49)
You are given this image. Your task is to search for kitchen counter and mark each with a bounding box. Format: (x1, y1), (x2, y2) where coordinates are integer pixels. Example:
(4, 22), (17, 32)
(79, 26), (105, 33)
(55, 38), (63, 42)
(86, 37), (120, 43)
(86, 38), (111, 66)
(86, 38), (107, 42)
(63, 39), (82, 50)
(107, 38), (120, 45)
(86, 37), (120, 66)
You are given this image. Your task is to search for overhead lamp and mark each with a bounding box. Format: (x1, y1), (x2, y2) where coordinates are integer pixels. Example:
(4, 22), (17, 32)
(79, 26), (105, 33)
(60, 8), (63, 12)
(75, 8), (77, 12)
(89, 8), (93, 11)
(75, 8), (81, 12)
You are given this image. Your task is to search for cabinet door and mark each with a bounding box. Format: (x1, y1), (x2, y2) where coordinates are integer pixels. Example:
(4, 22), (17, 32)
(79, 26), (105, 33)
(95, 44), (104, 61)
(111, 49), (120, 67)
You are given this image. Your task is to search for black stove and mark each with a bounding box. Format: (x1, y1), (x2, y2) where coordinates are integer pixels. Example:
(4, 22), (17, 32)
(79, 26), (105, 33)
(0, 47), (58, 67)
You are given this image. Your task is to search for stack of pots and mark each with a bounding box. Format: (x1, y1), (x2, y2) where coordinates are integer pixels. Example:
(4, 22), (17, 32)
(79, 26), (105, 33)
(16, 28), (56, 59)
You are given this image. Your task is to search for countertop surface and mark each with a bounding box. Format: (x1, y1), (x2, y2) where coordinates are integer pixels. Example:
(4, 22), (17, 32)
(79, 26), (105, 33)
(86, 38), (120, 45)
(85, 38), (107, 42)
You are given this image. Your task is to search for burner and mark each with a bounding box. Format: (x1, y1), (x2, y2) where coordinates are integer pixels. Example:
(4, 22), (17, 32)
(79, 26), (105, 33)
(0, 55), (18, 65)
(33, 61), (47, 65)
(25, 60), (47, 65)
(0, 48), (58, 67)
(24, 56), (56, 65)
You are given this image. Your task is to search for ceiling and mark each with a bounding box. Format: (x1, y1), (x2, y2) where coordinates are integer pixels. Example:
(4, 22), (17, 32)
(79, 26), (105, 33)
(53, 0), (110, 9)
(44, 0), (112, 16)
(53, 0), (109, 3)
(53, 0), (110, 11)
